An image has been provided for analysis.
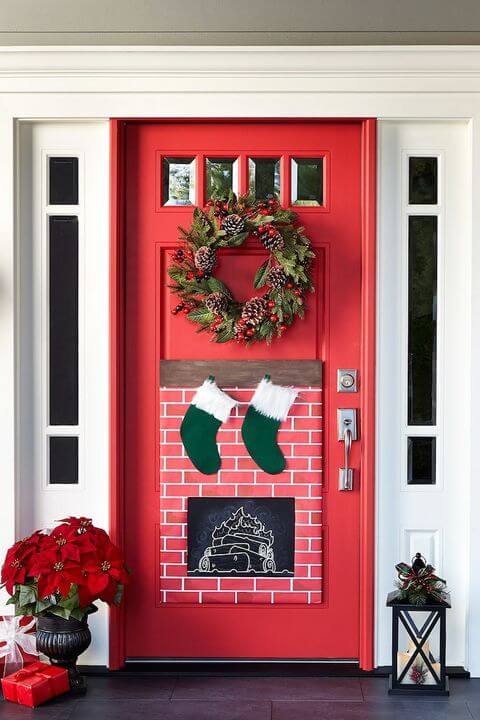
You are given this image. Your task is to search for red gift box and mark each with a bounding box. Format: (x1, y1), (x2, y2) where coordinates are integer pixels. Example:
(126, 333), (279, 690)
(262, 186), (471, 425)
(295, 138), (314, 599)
(1, 661), (70, 707)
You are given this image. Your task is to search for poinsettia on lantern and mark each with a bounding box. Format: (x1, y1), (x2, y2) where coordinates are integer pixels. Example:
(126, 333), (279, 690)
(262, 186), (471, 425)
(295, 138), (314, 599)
(387, 553), (450, 696)
(1, 517), (130, 694)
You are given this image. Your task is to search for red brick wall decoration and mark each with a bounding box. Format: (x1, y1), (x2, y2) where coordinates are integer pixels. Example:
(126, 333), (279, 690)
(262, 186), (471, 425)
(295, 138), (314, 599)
(159, 386), (323, 605)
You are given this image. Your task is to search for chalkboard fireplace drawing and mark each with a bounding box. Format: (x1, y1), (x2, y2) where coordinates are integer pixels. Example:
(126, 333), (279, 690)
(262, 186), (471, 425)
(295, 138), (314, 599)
(187, 498), (295, 577)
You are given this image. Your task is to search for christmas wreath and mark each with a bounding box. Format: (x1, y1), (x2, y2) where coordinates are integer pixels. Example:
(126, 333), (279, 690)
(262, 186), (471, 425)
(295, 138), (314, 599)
(168, 194), (315, 345)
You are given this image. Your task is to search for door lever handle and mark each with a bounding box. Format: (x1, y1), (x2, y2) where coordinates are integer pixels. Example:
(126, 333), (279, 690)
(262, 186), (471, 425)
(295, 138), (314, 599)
(337, 409), (357, 491)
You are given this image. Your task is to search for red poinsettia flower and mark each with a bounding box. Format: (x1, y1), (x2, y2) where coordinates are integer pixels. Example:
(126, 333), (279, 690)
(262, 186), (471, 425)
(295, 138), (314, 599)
(0, 537), (39, 594)
(59, 516), (94, 534)
(84, 538), (129, 603)
(29, 548), (85, 600)
(42, 523), (97, 563)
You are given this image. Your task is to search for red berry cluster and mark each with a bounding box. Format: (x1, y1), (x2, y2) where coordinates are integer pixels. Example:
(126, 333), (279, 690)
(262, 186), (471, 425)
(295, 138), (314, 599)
(172, 247), (193, 263)
(206, 199), (230, 219)
(266, 299), (288, 332)
(234, 317), (256, 343)
(171, 301), (196, 316)
(209, 318), (223, 334)
(186, 270), (205, 282)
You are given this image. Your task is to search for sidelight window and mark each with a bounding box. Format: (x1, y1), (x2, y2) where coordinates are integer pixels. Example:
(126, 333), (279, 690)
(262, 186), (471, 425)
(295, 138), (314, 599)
(46, 157), (80, 485)
(405, 155), (440, 487)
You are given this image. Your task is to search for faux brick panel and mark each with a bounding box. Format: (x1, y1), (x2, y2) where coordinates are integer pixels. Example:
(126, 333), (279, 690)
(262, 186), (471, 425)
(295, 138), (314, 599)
(256, 578), (292, 591)
(165, 592), (199, 603)
(159, 386), (323, 606)
(237, 593), (272, 604)
(220, 578), (255, 591)
(185, 578), (218, 591)
(202, 592), (236, 604)
(274, 592), (309, 604)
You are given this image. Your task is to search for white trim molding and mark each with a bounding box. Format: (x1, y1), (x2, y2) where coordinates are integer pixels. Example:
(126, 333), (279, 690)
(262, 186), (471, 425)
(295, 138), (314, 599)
(0, 45), (480, 673)
(3, 46), (480, 94)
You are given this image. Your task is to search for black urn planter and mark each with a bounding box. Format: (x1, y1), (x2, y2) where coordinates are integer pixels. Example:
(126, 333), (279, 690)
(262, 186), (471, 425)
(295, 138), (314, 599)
(36, 608), (97, 694)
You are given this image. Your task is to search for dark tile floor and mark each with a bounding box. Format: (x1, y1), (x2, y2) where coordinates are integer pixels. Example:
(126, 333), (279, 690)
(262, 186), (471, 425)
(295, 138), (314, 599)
(1, 676), (480, 719)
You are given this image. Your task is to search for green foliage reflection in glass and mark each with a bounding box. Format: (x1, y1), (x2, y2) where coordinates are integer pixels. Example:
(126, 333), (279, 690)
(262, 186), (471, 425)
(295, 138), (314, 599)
(292, 157), (323, 206)
(408, 216), (437, 426)
(162, 157), (195, 206)
(206, 158), (238, 199)
(249, 158), (280, 200)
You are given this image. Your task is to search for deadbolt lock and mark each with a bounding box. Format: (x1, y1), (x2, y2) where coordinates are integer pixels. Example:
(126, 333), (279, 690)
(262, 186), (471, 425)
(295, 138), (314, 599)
(337, 369), (358, 393)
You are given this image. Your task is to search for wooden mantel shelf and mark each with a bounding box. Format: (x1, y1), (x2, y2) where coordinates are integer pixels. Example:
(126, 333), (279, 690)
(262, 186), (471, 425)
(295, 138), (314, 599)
(160, 360), (322, 388)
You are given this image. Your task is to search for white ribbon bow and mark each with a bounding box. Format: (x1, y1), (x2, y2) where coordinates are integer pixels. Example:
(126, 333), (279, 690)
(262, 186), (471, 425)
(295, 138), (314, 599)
(0, 616), (38, 677)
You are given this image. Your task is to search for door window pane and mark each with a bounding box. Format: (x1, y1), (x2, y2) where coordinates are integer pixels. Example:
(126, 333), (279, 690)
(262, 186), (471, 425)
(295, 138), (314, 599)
(206, 157), (238, 199)
(49, 216), (78, 426)
(291, 157), (323, 206)
(409, 157), (438, 205)
(408, 216), (437, 426)
(408, 437), (436, 485)
(49, 157), (78, 206)
(249, 158), (280, 200)
(49, 436), (78, 485)
(162, 157), (195, 206)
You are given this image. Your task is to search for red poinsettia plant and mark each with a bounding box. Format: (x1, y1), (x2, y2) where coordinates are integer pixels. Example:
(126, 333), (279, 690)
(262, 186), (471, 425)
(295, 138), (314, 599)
(0, 517), (129, 621)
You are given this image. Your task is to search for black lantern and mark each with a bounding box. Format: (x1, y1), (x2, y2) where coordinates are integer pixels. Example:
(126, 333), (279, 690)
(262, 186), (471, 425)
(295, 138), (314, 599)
(387, 553), (450, 696)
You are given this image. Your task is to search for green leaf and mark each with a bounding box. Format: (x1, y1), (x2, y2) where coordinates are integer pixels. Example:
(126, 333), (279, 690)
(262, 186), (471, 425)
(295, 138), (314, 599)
(19, 584), (36, 607)
(6, 595), (17, 606)
(113, 584), (124, 607)
(48, 605), (72, 620)
(187, 307), (215, 325)
(70, 607), (88, 621)
(253, 259), (271, 289)
(35, 598), (53, 614)
(207, 277), (230, 295)
(214, 327), (235, 343)
(223, 231), (249, 248)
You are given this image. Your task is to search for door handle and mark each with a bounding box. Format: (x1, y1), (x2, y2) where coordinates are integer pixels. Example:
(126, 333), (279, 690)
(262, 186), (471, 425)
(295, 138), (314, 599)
(337, 409), (358, 491)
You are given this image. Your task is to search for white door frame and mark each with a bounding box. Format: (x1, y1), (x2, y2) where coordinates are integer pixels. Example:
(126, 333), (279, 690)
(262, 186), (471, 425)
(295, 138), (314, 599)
(1, 45), (480, 672)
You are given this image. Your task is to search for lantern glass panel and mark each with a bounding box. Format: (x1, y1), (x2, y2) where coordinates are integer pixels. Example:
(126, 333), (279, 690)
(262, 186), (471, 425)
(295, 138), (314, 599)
(395, 608), (442, 687)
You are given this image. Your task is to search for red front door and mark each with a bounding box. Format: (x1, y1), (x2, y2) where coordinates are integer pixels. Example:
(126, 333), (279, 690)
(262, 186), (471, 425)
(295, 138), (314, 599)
(120, 120), (375, 662)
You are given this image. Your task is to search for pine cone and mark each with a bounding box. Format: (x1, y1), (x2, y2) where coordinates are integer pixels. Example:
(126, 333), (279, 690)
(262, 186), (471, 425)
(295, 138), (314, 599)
(222, 213), (245, 237)
(241, 297), (268, 327)
(261, 230), (284, 252)
(205, 292), (229, 315)
(267, 267), (287, 290)
(194, 246), (216, 274)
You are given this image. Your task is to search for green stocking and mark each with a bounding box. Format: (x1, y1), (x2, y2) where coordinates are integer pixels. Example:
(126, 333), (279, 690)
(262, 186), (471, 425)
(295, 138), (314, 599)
(180, 377), (237, 475)
(241, 376), (298, 475)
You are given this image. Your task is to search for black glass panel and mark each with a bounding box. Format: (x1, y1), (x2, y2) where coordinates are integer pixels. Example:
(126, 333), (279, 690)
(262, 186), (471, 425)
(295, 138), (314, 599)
(409, 157), (438, 205)
(408, 216), (437, 426)
(49, 436), (78, 485)
(49, 216), (78, 426)
(408, 437), (436, 485)
(292, 157), (323, 206)
(49, 157), (78, 206)
(249, 158), (280, 200)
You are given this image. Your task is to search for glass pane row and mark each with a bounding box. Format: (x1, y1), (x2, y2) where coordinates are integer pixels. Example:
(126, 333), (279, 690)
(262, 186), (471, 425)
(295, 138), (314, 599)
(161, 156), (324, 207)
